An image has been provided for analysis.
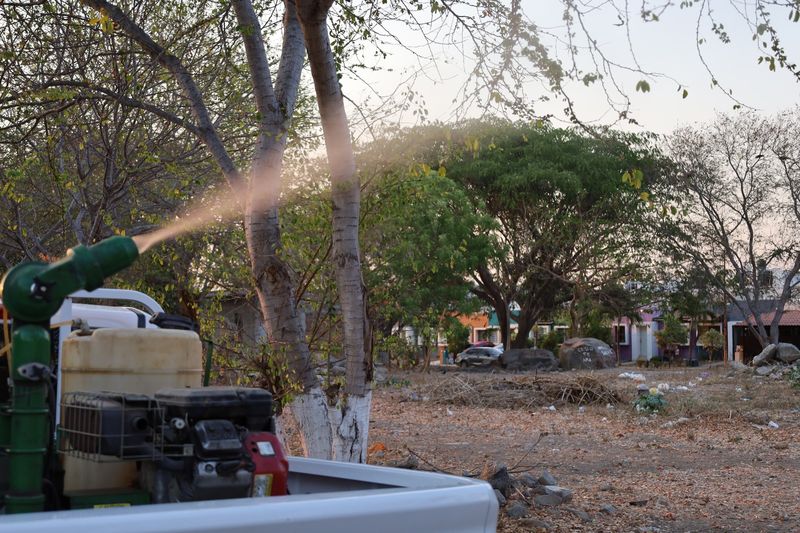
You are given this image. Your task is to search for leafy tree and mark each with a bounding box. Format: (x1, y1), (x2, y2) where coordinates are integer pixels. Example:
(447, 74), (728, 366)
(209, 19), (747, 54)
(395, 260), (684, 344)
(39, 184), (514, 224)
(648, 265), (723, 363)
(438, 121), (665, 348)
(444, 319), (470, 356)
(655, 315), (688, 357)
(699, 328), (724, 362)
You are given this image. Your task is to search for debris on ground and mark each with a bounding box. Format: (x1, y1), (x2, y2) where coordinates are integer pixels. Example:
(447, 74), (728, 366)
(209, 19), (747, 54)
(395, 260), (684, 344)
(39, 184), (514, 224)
(421, 374), (624, 409)
(364, 364), (800, 532)
(619, 372), (646, 381)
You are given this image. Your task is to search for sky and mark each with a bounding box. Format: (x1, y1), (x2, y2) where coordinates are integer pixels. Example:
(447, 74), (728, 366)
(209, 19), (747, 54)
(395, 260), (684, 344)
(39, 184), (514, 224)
(345, 1), (800, 136)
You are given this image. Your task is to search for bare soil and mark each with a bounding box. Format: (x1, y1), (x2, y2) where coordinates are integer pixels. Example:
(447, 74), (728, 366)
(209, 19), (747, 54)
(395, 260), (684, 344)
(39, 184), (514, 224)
(366, 364), (800, 532)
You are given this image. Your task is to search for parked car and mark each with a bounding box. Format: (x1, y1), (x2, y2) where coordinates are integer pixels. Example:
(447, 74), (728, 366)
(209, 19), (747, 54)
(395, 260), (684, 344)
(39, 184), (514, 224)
(470, 341), (496, 348)
(456, 347), (503, 367)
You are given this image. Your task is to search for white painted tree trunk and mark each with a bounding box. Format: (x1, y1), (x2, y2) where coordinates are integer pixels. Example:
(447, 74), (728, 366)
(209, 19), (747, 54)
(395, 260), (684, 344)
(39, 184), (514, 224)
(290, 386), (334, 459)
(330, 392), (372, 463)
(290, 388), (372, 462)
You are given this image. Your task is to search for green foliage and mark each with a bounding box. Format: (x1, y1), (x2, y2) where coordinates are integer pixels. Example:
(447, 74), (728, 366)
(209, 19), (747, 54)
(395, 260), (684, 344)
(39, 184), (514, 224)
(374, 334), (418, 369)
(358, 161), (494, 336)
(443, 319), (470, 354)
(634, 392), (667, 414)
(427, 119), (666, 346)
(582, 309), (612, 345)
(698, 329), (724, 358)
(788, 366), (800, 390)
(655, 315), (688, 350)
(538, 329), (564, 352)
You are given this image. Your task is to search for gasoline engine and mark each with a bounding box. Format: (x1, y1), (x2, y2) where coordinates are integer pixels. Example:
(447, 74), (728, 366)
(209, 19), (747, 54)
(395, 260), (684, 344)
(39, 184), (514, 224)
(60, 387), (288, 503)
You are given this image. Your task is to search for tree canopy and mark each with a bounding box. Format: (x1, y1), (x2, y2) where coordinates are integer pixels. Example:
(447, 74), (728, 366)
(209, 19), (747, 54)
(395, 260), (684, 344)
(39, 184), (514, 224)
(413, 120), (667, 347)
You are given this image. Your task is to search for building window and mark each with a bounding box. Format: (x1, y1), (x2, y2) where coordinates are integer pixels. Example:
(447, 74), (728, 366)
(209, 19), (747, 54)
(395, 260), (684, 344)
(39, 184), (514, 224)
(612, 324), (629, 346)
(696, 323), (722, 346)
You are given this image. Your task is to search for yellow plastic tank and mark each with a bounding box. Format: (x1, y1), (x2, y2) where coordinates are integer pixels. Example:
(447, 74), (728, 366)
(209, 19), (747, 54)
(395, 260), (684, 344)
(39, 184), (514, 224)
(60, 328), (203, 492)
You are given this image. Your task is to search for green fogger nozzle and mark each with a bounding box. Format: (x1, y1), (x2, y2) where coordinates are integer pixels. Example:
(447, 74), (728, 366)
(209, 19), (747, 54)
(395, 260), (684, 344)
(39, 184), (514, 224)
(1, 235), (139, 323)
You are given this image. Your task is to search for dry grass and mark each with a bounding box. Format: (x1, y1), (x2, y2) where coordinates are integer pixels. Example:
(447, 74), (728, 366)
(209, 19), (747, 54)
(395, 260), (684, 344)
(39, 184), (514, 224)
(368, 364), (800, 532)
(420, 373), (625, 409)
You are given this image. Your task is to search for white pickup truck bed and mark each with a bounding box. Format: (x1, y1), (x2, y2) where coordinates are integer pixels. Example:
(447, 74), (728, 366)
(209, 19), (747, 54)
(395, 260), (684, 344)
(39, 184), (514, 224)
(0, 458), (499, 532)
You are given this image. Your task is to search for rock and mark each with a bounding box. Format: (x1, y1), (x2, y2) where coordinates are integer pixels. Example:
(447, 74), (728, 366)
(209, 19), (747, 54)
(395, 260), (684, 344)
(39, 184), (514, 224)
(373, 365), (388, 385)
(494, 489), (507, 506)
(730, 361), (750, 372)
(534, 494), (563, 507)
(599, 483), (614, 492)
(619, 372), (647, 381)
(488, 465), (513, 496)
(599, 503), (616, 514)
(331, 364), (347, 376)
(565, 506), (592, 522)
(531, 485), (548, 495)
(537, 469), (557, 486)
(558, 337), (616, 370)
(501, 348), (558, 371)
(776, 343), (800, 363)
(629, 499), (648, 507)
(752, 344), (777, 366)
(505, 501), (530, 518)
(661, 417), (691, 429)
(519, 518), (552, 530)
(386, 454), (419, 469)
(756, 365), (776, 376)
(542, 485), (573, 502)
(518, 472), (539, 488)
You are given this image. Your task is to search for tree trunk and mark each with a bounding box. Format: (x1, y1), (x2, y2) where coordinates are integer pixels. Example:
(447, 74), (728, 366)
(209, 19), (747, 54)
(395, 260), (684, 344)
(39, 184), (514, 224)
(297, 1), (370, 463)
(688, 319), (698, 363)
(83, 0), (368, 461)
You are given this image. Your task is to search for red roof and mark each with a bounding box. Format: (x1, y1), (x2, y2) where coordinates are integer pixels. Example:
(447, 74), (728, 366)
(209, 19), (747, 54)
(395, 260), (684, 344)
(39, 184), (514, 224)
(739, 310), (800, 327)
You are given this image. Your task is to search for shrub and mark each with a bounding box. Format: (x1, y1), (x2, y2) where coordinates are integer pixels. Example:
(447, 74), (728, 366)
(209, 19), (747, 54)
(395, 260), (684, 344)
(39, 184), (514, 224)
(634, 391), (667, 413)
(539, 330), (562, 352)
(698, 329), (724, 361)
(788, 366), (800, 390)
(444, 320), (470, 355)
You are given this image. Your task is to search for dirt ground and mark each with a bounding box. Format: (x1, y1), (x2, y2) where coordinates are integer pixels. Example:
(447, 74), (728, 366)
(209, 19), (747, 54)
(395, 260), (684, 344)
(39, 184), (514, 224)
(366, 364), (800, 532)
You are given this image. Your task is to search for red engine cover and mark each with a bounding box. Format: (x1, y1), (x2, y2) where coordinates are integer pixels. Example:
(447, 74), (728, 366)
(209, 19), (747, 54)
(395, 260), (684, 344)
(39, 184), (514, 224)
(244, 432), (289, 496)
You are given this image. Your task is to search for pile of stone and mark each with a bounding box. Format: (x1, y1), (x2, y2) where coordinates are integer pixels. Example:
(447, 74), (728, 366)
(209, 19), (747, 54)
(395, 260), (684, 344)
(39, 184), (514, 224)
(501, 348), (559, 371)
(750, 343), (800, 379)
(484, 465), (592, 527)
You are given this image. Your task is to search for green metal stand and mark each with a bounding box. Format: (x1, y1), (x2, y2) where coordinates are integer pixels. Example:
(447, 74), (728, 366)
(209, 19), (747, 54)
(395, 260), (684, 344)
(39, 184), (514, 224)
(5, 326), (49, 514)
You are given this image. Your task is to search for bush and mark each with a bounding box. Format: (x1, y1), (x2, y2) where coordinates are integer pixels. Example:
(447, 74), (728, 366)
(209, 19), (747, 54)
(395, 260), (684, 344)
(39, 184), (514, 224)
(698, 329), (724, 361)
(376, 335), (418, 369)
(655, 315), (688, 351)
(634, 391), (667, 413)
(788, 366), (800, 390)
(444, 320), (470, 355)
(539, 330), (562, 352)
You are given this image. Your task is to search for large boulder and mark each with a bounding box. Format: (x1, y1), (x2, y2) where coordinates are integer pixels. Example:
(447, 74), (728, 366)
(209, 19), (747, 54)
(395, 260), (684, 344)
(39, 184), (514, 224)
(558, 337), (616, 370)
(776, 343), (800, 364)
(501, 348), (558, 371)
(752, 344), (777, 366)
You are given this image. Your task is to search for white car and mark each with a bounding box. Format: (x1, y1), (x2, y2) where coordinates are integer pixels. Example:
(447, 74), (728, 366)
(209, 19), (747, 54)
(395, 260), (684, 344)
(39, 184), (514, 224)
(455, 347), (503, 367)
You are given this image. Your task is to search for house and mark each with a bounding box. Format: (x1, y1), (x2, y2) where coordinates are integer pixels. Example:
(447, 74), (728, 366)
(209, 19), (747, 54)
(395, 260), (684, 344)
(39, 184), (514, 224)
(731, 309), (800, 360)
(613, 309), (724, 363)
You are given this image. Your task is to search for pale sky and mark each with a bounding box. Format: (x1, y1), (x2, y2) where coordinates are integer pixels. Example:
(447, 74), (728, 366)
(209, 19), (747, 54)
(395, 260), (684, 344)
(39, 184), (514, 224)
(345, 1), (799, 135)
